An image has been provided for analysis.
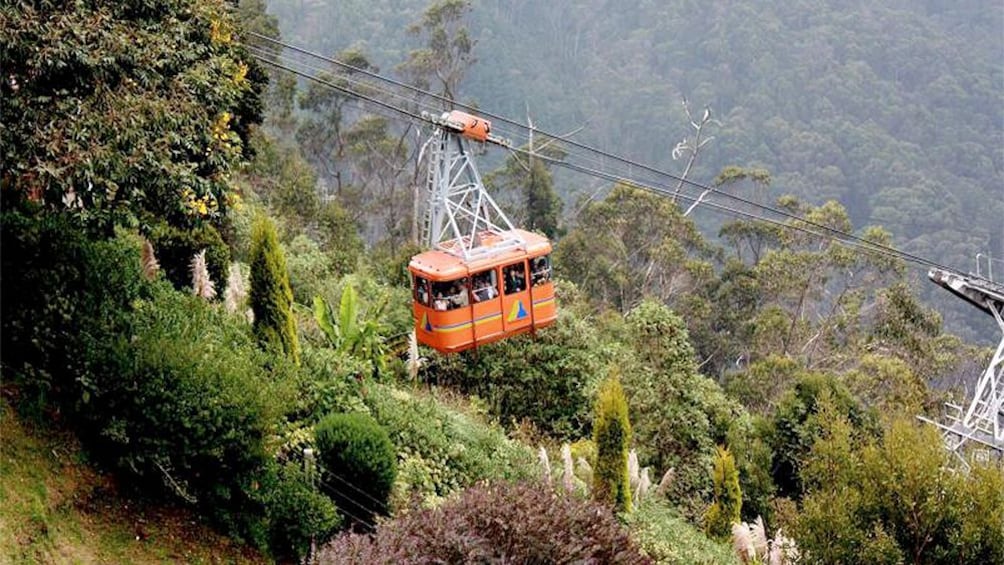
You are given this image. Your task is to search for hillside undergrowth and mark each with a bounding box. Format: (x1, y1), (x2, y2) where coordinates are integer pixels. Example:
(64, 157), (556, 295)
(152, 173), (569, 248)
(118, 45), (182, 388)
(0, 398), (265, 564)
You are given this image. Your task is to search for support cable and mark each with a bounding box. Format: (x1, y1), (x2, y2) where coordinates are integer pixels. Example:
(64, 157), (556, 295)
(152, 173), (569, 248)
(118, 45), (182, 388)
(249, 48), (963, 276)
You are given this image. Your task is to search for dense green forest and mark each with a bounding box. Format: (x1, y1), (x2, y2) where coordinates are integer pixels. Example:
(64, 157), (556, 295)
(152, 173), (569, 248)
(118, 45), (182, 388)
(268, 0), (1004, 343)
(2, 0), (1003, 563)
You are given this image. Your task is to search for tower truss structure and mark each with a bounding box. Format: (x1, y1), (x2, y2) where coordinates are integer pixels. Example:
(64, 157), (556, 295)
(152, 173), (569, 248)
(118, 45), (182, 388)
(919, 268), (1004, 469)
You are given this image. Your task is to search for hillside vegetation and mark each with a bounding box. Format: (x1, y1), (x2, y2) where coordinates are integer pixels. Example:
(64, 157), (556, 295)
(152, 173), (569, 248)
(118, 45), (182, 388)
(0, 400), (264, 564)
(2, 0), (1002, 563)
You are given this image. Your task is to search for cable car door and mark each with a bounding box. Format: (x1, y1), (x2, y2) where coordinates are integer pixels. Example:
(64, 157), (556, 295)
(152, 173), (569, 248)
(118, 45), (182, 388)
(470, 268), (503, 343)
(501, 261), (532, 334)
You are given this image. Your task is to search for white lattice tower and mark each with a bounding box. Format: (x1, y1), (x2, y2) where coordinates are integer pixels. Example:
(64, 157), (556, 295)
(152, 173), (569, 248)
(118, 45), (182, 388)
(419, 118), (523, 261)
(919, 268), (1004, 469)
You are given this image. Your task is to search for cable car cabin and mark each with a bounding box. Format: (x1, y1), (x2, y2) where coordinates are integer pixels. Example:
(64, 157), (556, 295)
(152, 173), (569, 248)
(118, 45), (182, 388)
(409, 229), (557, 354)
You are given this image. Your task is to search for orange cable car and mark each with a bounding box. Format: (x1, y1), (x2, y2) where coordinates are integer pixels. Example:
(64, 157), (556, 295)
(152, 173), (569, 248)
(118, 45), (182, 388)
(410, 111), (557, 353)
(409, 229), (556, 353)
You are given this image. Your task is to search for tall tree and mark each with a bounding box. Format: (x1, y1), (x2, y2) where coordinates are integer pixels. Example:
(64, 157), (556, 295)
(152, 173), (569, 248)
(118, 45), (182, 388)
(249, 214), (299, 365)
(485, 147), (563, 238)
(1, 0), (264, 233)
(399, 0), (476, 104)
(555, 183), (713, 313)
(296, 48), (378, 197)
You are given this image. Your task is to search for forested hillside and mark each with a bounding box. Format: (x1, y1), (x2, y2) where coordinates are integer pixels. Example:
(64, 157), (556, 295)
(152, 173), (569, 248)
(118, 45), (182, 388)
(3, 0), (1002, 563)
(267, 0), (1003, 342)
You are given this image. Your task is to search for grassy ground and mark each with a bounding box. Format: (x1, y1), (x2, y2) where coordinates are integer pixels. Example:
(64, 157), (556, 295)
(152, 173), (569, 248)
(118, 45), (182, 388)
(0, 399), (266, 564)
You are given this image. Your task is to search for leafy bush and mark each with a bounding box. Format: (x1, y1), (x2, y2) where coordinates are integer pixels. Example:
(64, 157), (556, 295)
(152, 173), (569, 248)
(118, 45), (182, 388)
(423, 306), (608, 440)
(769, 371), (875, 499)
(319, 481), (651, 564)
(257, 460), (341, 561)
(294, 344), (370, 420)
(363, 384), (537, 504)
(147, 221), (230, 296)
(796, 415), (1004, 564)
(250, 214), (299, 364)
(593, 374), (632, 512)
(0, 210), (148, 415)
(622, 300), (748, 513)
(314, 412), (397, 526)
(624, 500), (739, 565)
(67, 280), (299, 550)
(316, 200), (363, 277)
(284, 234), (335, 305)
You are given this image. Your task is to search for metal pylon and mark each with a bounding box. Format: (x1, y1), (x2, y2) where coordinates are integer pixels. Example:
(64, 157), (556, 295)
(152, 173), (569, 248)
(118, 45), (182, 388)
(420, 126), (523, 261)
(919, 268), (1004, 469)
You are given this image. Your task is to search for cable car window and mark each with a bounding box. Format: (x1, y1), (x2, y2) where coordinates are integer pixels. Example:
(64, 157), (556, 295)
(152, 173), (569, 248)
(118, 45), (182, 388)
(414, 275), (430, 306)
(531, 255), (553, 287)
(431, 278), (469, 311)
(503, 262), (527, 295)
(471, 269), (499, 302)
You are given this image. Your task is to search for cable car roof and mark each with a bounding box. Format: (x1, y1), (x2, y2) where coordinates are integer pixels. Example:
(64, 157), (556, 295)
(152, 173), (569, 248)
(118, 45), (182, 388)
(409, 229), (551, 280)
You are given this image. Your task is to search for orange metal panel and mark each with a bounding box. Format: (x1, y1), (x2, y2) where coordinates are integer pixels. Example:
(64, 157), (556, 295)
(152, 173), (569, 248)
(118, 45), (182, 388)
(529, 281), (557, 327)
(446, 110), (491, 142)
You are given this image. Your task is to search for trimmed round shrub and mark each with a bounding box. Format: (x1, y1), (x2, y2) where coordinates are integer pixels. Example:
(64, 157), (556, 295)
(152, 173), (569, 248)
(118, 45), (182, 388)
(314, 412), (397, 527)
(319, 481), (651, 563)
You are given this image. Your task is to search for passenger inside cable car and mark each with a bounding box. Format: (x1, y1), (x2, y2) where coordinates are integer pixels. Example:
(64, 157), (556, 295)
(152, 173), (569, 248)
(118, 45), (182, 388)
(531, 255), (552, 286)
(472, 270), (498, 302)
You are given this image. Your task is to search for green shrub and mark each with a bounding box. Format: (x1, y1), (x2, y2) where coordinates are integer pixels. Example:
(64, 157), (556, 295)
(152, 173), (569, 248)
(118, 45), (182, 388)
(363, 384), (537, 504)
(320, 481), (650, 564)
(315, 412), (397, 526)
(250, 214), (299, 364)
(284, 234), (335, 305)
(423, 306), (607, 440)
(622, 300), (747, 514)
(770, 371), (875, 499)
(703, 446), (741, 540)
(593, 374), (632, 513)
(0, 210), (148, 416)
(147, 221), (230, 296)
(624, 500), (739, 564)
(294, 344), (370, 420)
(257, 460), (341, 561)
(77, 284), (295, 543)
(317, 200), (363, 277)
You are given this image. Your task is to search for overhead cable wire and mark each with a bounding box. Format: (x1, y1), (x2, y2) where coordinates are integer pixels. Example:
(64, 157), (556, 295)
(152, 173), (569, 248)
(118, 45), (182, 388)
(318, 464), (393, 515)
(515, 146), (952, 270)
(252, 51), (426, 128)
(248, 45), (964, 276)
(244, 38), (670, 194)
(315, 480), (379, 530)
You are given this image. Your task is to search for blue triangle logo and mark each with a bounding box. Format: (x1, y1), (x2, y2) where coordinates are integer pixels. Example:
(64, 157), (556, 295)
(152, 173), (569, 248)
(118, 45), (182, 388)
(508, 300), (528, 322)
(422, 313), (432, 332)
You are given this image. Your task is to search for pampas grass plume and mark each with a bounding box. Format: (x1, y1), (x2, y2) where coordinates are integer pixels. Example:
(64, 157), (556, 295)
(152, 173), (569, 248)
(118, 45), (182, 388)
(190, 250), (216, 300)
